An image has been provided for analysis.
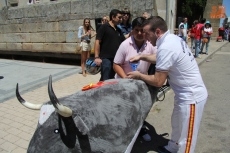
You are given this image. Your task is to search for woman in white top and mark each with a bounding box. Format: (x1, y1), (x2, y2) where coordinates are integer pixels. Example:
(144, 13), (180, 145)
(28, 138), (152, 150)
(201, 21), (213, 55)
(78, 18), (95, 76)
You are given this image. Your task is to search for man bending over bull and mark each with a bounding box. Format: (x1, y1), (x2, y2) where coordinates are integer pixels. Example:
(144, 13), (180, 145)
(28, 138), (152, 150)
(127, 16), (207, 153)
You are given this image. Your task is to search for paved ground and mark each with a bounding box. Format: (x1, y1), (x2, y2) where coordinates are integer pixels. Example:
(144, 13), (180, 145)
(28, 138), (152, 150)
(0, 40), (228, 153)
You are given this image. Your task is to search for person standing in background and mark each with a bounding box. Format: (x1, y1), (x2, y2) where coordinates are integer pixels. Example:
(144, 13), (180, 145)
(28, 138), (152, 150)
(178, 17), (188, 42)
(142, 12), (151, 19)
(190, 20), (198, 51)
(94, 9), (125, 81)
(201, 21), (213, 55)
(101, 16), (109, 24)
(194, 18), (206, 58)
(117, 8), (132, 38)
(224, 26), (229, 41)
(78, 18), (94, 77)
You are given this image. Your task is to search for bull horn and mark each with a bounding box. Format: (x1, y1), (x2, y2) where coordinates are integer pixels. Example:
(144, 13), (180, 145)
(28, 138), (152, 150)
(16, 83), (43, 110)
(48, 75), (73, 117)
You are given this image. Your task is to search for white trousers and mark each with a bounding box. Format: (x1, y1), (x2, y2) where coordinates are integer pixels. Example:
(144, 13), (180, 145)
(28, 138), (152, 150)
(165, 99), (207, 153)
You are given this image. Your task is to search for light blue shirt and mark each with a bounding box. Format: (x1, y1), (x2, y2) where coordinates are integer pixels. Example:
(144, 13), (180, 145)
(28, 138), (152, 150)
(78, 26), (91, 41)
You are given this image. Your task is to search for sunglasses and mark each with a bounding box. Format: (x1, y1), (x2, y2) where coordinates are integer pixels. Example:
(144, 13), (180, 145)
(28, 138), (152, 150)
(123, 13), (130, 16)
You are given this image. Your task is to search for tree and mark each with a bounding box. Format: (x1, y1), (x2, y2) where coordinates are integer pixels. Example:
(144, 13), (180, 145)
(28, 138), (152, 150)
(181, 0), (207, 17)
(177, 0), (207, 27)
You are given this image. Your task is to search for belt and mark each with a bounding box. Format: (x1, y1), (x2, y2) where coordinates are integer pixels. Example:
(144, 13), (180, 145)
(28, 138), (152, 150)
(82, 40), (90, 43)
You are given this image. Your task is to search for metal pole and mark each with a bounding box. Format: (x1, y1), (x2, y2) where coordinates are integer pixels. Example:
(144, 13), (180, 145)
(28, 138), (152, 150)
(166, 0), (168, 24)
(5, 0), (7, 7)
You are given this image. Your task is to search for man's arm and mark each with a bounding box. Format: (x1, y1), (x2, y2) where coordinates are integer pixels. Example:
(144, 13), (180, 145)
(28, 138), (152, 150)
(94, 39), (100, 58)
(130, 54), (156, 64)
(94, 39), (102, 65)
(113, 63), (127, 78)
(127, 71), (168, 87)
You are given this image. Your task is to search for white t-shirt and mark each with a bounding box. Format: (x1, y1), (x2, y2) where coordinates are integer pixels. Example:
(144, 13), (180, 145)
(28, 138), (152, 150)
(156, 30), (208, 104)
(178, 22), (187, 37)
(203, 27), (213, 38)
(114, 36), (157, 78)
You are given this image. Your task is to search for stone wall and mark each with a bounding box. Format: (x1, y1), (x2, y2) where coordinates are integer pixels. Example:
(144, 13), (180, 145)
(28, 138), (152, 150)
(0, 0), (158, 57)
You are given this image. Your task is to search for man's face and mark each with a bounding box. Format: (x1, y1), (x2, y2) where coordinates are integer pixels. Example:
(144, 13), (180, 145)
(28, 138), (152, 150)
(112, 13), (123, 25)
(184, 18), (188, 23)
(143, 24), (157, 46)
(132, 26), (144, 42)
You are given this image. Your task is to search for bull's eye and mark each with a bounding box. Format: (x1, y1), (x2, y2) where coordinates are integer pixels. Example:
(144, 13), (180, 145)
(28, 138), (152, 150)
(54, 129), (59, 134)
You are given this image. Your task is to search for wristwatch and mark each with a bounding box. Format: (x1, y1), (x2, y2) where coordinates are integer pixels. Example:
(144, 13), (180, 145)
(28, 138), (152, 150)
(95, 57), (100, 59)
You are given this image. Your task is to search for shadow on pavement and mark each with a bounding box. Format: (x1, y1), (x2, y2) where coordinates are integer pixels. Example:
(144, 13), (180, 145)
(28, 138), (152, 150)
(131, 121), (170, 153)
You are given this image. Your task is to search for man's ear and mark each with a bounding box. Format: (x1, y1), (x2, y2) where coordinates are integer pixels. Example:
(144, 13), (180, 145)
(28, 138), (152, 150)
(111, 15), (115, 20)
(130, 30), (133, 35)
(155, 28), (161, 36)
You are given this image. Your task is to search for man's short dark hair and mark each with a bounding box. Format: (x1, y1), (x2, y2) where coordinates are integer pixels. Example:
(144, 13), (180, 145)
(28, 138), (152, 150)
(200, 18), (206, 24)
(132, 17), (146, 29)
(142, 16), (168, 32)
(109, 9), (122, 20)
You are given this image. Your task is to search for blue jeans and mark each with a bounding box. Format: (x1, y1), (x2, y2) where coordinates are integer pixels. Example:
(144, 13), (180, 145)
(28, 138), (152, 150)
(100, 58), (115, 81)
(179, 36), (186, 42)
(201, 37), (210, 53)
(194, 39), (201, 57)
(191, 37), (195, 48)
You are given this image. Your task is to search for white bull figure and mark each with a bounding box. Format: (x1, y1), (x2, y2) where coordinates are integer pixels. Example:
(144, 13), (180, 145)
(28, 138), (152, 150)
(16, 76), (158, 153)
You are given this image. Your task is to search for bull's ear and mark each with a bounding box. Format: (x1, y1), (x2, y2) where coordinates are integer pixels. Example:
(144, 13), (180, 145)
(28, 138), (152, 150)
(74, 116), (89, 135)
(48, 75), (73, 117)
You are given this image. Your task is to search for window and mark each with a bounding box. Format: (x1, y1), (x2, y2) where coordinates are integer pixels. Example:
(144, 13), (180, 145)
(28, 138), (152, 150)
(8, 0), (19, 7)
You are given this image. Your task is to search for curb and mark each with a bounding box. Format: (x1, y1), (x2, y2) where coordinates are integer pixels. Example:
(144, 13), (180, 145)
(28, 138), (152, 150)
(197, 42), (228, 66)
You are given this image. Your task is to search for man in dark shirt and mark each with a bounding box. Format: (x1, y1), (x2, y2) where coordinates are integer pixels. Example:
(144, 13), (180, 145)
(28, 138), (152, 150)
(94, 9), (125, 81)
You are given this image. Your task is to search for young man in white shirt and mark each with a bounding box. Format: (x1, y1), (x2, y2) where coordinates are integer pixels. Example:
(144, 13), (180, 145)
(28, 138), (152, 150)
(178, 17), (188, 42)
(127, 16), (207, 153)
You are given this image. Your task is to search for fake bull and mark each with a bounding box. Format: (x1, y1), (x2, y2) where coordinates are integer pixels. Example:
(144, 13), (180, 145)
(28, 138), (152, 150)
(16, 76), (158, 153)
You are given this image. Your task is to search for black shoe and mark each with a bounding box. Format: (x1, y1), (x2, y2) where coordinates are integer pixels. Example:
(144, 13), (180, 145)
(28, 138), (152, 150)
(157, 146), (172, 153)
(139, 126), (151, 141)
(0, 76), (3, 79)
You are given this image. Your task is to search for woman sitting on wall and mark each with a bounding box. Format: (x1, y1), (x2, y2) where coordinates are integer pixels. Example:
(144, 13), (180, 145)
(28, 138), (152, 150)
(78, 18), (95, 77)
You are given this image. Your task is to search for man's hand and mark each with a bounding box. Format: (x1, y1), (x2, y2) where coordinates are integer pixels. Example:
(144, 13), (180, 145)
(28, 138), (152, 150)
(94, 58), (102, 66)
(129, 55), (141, 63)
(126, 71), (141, 79)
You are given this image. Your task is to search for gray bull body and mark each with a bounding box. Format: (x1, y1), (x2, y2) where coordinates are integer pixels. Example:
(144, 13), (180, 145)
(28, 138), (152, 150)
(17, 78), (158, 153)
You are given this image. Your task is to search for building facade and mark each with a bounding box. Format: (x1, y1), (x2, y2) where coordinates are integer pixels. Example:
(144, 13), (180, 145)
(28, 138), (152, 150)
(0, 0), (177, 58)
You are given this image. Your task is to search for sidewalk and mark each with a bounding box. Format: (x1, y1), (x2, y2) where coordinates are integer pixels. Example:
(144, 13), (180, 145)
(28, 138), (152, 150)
(0, 40), (228, 153)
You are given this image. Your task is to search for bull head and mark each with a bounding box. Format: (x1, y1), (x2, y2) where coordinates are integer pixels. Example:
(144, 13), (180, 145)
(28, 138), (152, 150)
(16, 76), (73, 117)
(16, 75), (91, 151)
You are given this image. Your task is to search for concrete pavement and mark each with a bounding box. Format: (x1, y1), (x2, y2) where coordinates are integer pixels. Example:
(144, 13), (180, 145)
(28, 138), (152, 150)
(0, 40), (228, 153)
